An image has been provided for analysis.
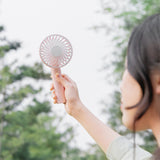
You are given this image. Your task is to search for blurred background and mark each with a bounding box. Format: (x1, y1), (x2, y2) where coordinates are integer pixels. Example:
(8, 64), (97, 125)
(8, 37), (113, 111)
(0, 0), (159, 159)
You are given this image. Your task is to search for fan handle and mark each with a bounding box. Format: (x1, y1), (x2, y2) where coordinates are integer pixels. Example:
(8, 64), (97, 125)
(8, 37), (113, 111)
(51, 68), (65, 103)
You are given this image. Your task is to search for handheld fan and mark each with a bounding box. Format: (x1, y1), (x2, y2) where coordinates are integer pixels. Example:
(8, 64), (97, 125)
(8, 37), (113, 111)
(39, 34), (73, 103)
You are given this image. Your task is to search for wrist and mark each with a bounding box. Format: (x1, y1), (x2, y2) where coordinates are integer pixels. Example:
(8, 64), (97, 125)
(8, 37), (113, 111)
(71, 100), (86, 118)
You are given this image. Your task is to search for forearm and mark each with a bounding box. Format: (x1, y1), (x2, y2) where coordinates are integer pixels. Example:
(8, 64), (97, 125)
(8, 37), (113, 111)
(72, 102), (120, 154)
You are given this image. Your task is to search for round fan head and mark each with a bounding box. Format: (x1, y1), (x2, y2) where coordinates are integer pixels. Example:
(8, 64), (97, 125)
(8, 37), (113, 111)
(39, 34), (73, 68)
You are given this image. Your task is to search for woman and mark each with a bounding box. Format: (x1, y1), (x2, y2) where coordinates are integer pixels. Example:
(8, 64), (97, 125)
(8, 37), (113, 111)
(50, 13), (160, 160)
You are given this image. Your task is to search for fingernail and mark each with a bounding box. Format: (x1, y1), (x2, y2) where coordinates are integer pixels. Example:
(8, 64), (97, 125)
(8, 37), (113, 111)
(56, 76), (60, 81)
(56, 73), (59, 77)
(50, 85), (53, 90)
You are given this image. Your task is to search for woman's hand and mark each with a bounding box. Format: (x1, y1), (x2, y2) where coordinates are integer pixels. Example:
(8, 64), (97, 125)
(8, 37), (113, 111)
(50, 74), (83, 116)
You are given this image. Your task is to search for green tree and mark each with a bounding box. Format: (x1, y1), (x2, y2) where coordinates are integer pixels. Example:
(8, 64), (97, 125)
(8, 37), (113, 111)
(0, 25), (66, 160)
(93, 0), (160, 154)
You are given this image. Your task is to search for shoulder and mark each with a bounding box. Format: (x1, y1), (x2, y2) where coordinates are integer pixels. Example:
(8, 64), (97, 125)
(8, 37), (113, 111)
(106, 136), (152, 160)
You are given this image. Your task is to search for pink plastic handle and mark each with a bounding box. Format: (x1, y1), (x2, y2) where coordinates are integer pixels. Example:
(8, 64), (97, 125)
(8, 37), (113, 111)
(51, 68), (65, 104)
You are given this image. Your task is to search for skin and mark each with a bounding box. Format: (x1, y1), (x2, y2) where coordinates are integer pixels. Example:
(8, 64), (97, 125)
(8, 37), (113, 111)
(50, 59), (160, 152)
(120, 58), (144, 131)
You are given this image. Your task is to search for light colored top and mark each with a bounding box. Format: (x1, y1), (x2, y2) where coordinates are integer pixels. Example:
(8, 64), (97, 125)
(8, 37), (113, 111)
(106, 136), (152, 160)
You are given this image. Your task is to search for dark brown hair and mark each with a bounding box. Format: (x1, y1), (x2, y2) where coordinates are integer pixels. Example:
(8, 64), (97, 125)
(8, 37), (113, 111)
(126, 13), (160, 160)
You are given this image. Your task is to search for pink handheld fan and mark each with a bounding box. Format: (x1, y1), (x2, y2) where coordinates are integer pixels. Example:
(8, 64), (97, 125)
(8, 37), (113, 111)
(39, 34), (73, 103)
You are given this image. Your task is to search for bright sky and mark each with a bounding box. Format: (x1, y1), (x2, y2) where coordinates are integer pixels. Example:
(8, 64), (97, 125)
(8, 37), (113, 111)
(0, 0), (118, 150)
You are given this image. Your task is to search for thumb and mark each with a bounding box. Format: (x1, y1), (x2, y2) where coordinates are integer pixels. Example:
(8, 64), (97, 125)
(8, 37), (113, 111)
(56, 74), (69, 87)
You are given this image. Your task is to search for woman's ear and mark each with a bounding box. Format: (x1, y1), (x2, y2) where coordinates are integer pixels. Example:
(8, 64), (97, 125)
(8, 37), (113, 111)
(155, 74), (160, 94)
(150, 72), (160, 94)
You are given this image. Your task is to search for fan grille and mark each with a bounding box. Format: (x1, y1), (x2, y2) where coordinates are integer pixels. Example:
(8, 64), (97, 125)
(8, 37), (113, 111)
(39, 34), (73, 68)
